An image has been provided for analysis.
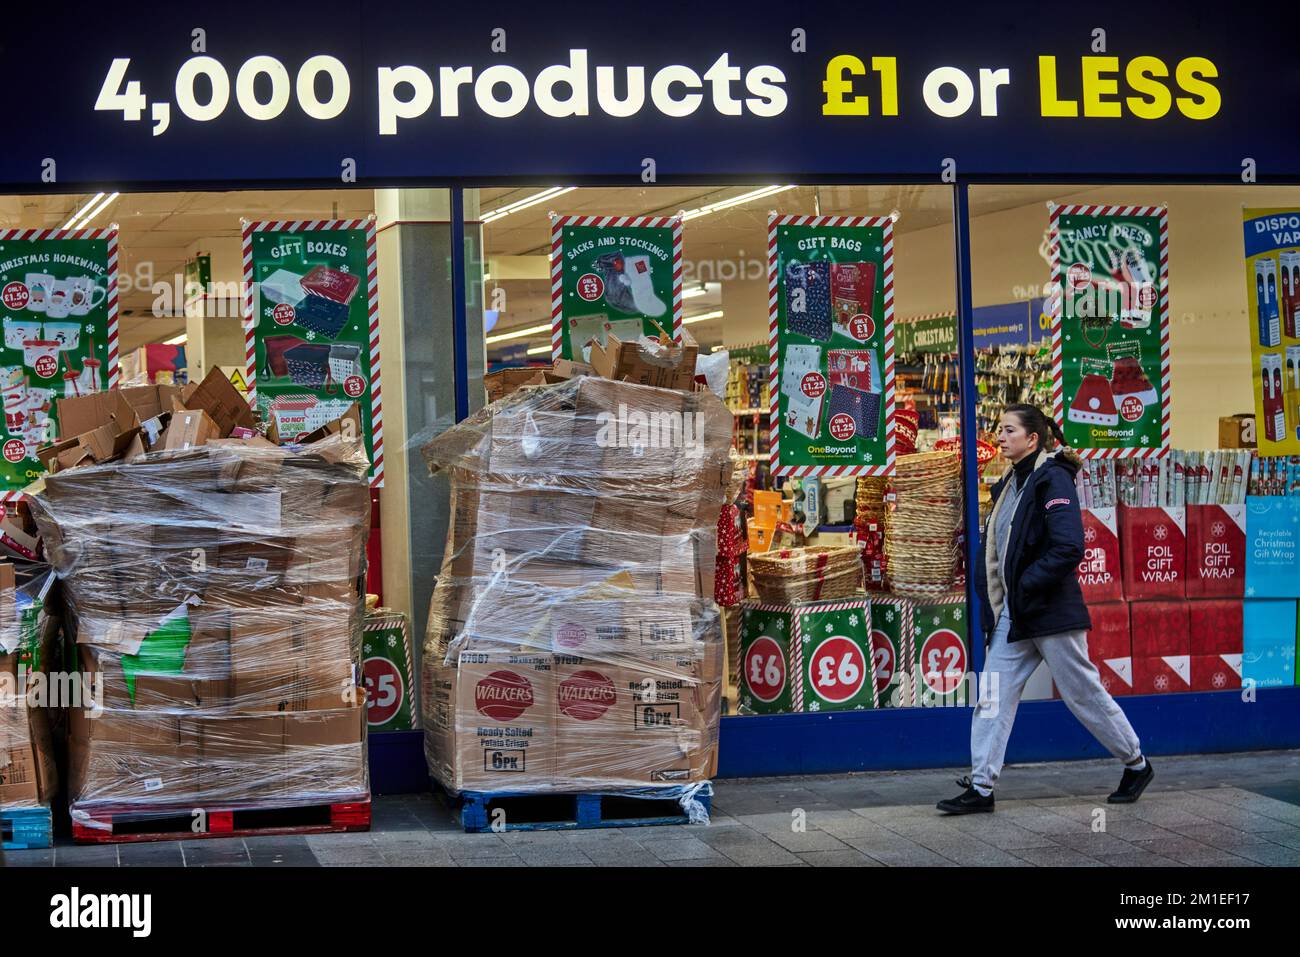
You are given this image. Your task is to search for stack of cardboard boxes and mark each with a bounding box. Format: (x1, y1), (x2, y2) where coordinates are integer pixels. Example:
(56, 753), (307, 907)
(421, 362), (733, 793)
(29, 372), (372, 813)
(0, 565), (59, 809)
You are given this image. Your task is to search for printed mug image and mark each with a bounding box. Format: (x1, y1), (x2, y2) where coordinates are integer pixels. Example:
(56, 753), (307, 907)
(24, 273), (54, 313)
(67, 276), (106, 316)
(45, 284), (71, 318)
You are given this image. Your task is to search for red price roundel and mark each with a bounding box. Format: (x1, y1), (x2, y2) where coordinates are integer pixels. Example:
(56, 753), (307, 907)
(743, 636), (786, 703)
(809, 635), (867, 704)
(272, 303), (296, 325)
(363, 656), (404, 727)
(848, 313), (875, 342)
(828, 413), (856, 441)
(33, 355), (58, 379)
(1119, 395), (1145, 422)
(1137, 285), (1158, 310)
(800, 371), (826, 398)
(870, 630), (895, 694)
(2, 439), (26, 463)
(920, 628), (967, 695)
(576, 273), (605, 302)
(343, 375), (366, 398)
(2, 282), (29, 310)
(1067, 262), (1092, 290)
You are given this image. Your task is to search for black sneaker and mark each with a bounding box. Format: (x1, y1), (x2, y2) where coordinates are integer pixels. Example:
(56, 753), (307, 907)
(1108, 759), (1155, 804)
(936, 775), (995, 815)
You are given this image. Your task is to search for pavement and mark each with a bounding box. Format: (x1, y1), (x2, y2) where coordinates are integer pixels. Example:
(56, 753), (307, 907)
(6, 749), (1300, 867)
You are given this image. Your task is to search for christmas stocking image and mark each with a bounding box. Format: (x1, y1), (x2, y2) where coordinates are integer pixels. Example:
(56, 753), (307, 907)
(622, 254), (667, 317)
(593, 252), (638, 315)
(1068, 357), (1119, 427)
(1106, 339), (1157, 413)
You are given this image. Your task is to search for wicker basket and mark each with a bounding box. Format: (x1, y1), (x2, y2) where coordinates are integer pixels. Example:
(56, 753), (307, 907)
(749, 545), (863, 602)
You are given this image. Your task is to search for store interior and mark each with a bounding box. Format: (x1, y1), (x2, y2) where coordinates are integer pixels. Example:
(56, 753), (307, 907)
(1, 182), (1295, 720)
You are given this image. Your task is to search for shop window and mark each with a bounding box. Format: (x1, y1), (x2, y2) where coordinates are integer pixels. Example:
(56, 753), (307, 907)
(969, 185), (1300, 701)
(478, 184), (969, 718)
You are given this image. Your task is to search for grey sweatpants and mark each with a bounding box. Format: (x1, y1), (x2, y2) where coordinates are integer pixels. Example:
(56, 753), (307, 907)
(971, 610), (1142, 791)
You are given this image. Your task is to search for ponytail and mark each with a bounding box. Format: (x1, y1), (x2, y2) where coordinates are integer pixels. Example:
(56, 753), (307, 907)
(1003, 403), (1064, 453)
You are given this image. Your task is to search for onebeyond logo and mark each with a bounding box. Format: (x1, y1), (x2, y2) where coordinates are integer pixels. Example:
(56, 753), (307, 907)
(50, 887), (151, 938)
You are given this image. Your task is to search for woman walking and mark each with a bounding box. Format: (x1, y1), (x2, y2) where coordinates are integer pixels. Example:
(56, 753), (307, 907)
(937, 404), (1153, 815)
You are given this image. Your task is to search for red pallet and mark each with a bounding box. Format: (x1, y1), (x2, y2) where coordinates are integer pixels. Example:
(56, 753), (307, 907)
(70, 798), (371, 845)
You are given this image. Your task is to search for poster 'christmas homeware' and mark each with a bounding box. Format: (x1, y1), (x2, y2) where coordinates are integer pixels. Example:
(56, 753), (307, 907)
(550, 215), (682, 361)
(0, 228), (118, 499)
(242, 218), (383, 486)
(1048, 205), (1168, 457)
(1242, 208), (1300, 454)
(768, 215), (895, 476)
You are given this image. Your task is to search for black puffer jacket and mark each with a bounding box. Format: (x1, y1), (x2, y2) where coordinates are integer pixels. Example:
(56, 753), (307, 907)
(974, 449), (1092, 643)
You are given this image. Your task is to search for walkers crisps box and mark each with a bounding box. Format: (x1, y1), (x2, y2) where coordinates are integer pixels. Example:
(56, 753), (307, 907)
(427, 651), (556, 792)
(1119, 506), (1186, 600)
(1185, 505), (1246, 599)
(1077, 507), (1124, 602)
(553, 649), (715, 786)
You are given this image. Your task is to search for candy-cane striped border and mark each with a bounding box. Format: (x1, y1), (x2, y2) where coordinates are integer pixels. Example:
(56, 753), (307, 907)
(746, 597), (875, 711)
(241, 216), (383, 487)
(0, 226), (119, 503)
(549, 214), (683, 361)
(1048, 204), (1169, 461)
(768, 214), (896, 478)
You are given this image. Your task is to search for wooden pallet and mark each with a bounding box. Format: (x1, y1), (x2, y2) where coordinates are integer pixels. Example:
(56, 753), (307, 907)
(438, 783), (711, 833)
(70, 798), (371, 845)
(2, 805), (53, 850)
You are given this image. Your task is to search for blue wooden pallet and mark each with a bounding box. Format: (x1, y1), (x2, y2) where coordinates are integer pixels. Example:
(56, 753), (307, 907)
(438, 783), (711, 833)
(1, 805), (53, 850)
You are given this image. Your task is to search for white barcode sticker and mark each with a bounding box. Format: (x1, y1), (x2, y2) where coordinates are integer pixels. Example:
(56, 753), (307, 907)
(246, 558), (269, 572)
(143, 778), (164, 792)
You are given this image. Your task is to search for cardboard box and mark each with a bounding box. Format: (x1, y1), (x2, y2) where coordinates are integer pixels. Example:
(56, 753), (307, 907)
(1190, 654), (1242, 692)
(1185, 504), (1246, 598)
(1129, 600), (1189, 658)
(230, 660), (356, 714)
(553, 650), (713, 786)
(549, 597), (694, 656)
(1242, 599), (1297, 687)
(1134, 655), (1191, 694)
(484, 366), (561, 403)
(227, 610), (353, 674)
(588, 330), (699, 392)
(162, 408), (221, 451)
(177, 366), (255, 437)
(1188, 599), (1243, 657)
(1119, 505), (1186, 600)
(1217, 414), (1257, 449)
(1077, 507), (1123, 602)
(1084, 601), (1133, 696)
(432, 651), (556, 792)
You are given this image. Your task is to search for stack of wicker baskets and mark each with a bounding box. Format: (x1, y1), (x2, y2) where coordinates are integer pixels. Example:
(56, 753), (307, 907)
(884, 450), (963, 599)
(749, 545), (863, 602)
(855, 475), (889, 526)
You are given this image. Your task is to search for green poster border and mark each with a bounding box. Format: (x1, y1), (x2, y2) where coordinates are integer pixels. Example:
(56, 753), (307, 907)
(1048, 204), (1169, 459)
(241, 217), (382, 486)
(549, 214), (682, 361)
(0, 227), (118, 500)
(767, 214), (896, 477)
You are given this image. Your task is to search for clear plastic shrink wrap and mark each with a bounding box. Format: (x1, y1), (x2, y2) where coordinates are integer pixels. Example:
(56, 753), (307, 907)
(29, 431), (372, 821)
(420, 375), (733, 812)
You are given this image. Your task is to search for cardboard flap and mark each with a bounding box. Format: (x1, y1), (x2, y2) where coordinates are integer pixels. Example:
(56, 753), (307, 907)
(178, 367), (255, 437)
